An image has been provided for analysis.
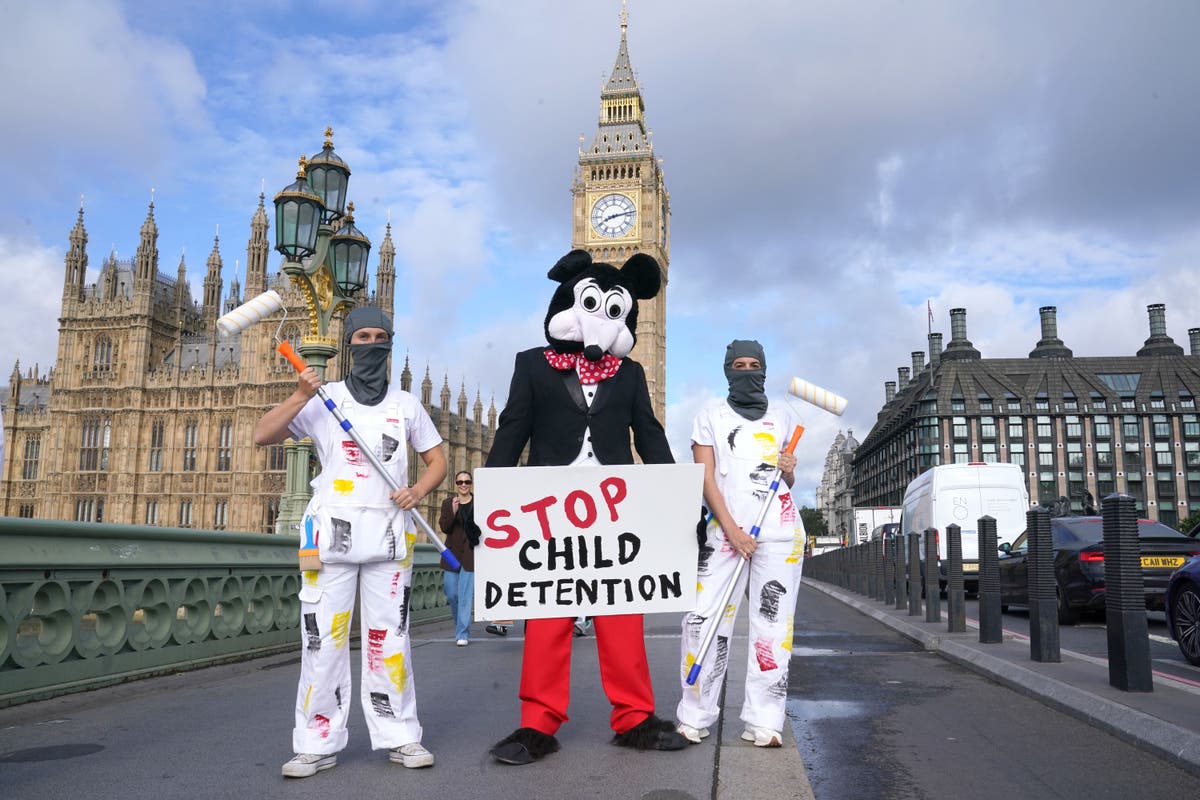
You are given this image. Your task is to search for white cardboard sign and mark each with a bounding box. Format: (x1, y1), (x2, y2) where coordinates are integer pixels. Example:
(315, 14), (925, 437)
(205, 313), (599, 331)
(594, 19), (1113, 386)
(473, 463), (703, 620)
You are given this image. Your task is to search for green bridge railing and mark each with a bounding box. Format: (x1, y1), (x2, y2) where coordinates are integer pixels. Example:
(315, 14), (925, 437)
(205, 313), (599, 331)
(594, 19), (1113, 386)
(0, 517), (450, 707)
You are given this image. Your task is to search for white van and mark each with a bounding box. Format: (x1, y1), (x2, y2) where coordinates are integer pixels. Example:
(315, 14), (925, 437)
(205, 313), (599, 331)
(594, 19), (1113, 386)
(900, 462), (1030, 590)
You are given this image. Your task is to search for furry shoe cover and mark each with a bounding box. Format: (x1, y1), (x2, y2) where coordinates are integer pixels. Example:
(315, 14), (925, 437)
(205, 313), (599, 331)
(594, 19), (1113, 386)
(612, 714), (689, 751)
(490, 727), (560, 765)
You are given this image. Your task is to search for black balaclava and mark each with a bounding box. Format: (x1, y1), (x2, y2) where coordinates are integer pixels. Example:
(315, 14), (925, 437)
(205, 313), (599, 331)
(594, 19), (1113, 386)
(724, 339), (767, 421)
(343, 307), (394, 406)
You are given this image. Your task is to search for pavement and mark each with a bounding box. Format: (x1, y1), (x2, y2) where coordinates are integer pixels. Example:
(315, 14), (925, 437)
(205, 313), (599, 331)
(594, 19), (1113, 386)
(804, 578), (1200, 780)
(5, 580), (1197, 798)
(0, 611), (813, 800)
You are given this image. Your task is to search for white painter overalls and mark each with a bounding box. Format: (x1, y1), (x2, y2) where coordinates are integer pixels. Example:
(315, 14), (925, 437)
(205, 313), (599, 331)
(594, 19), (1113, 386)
(676, 404), (807, 733)
(292, 391), (422, 754)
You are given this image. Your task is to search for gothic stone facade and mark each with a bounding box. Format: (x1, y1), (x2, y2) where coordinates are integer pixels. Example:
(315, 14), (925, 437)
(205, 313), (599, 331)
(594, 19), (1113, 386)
(0, 198), (496, 533)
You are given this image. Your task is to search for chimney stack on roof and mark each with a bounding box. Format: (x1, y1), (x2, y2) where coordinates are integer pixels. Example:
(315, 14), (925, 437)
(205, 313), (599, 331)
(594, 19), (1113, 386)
(1029, 305), (1073, 358)
(1190, 327), (1200, 356)
(897, 366), (910, 388)
(942, 308), (981, 360)
(885, 380), (896, 404)
(929, 332), (942, 369)
(911, 350), (925, 376)
(1137, 303), (1185, 357)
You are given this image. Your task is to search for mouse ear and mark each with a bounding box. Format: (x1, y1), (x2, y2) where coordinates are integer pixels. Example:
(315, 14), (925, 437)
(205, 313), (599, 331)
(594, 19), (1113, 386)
(620, 253), (662, 299)
(547, 250), (593, 283)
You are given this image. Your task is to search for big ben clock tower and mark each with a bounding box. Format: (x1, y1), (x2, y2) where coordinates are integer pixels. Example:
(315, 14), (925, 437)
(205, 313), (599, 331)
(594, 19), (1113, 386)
(572, 3), (670, 421)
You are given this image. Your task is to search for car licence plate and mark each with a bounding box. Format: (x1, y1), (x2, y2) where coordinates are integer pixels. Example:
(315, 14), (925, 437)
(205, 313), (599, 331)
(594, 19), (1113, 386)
(1140, 555), (1185, 569)
(962, 562), (979, 572)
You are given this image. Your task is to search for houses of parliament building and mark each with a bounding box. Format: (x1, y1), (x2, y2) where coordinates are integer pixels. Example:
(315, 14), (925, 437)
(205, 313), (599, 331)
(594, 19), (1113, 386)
(0, 9), (672, 535)
(0, 194), (499, 534)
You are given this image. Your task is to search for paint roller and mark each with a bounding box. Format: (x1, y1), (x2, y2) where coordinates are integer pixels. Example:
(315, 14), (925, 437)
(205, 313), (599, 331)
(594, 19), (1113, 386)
(788, 376), (848, 417)
(216, 290), (286, 337)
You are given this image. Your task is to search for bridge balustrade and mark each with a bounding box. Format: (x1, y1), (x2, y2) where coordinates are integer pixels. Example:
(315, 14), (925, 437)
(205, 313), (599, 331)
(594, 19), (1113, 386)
(0, 517), (449, 707)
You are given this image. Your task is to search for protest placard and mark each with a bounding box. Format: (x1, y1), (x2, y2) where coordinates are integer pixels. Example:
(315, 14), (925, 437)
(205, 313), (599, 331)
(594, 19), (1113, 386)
(473, 463), (703, 620)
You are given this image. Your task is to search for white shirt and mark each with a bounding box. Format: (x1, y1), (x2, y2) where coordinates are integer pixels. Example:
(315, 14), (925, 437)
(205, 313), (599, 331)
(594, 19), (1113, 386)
(692, 399), (803, 543)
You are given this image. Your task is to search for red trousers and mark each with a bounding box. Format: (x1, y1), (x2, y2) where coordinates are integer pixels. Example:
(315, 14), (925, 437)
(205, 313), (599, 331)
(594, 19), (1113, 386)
(519, 613), (655, 736)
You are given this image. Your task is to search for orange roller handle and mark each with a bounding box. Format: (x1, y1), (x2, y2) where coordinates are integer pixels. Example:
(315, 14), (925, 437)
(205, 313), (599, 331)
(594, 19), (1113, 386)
(784, 425), (805, 454)
(277, 341), (308, 374)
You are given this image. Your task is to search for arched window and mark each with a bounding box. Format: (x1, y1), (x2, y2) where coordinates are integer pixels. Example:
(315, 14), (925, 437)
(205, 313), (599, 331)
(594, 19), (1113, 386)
(94, 336), (112, 371)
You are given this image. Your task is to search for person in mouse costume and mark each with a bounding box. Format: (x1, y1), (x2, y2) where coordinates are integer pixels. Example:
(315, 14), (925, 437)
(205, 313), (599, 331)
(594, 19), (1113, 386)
(254, 307), (447, 778)
(485, 249), (689, 765)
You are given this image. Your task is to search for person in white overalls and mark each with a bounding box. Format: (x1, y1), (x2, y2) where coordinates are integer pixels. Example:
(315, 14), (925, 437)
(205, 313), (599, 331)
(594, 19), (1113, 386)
(674, 340), (806, 749)
(254, 308), (447, 779)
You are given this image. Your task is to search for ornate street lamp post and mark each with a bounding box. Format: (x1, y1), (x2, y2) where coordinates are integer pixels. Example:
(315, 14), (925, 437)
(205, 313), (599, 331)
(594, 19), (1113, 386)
(272, 127), (372, 530)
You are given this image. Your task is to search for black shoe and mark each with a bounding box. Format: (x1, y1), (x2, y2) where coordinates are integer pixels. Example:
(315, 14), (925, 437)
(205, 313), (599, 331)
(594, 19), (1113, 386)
(490, 728), (559, 765)
(485, 624), (509, 637)
(612, 714), (690, 751)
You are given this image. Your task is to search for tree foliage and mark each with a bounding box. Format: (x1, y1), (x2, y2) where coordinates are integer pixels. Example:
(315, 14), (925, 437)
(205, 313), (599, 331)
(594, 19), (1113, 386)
(800, 506), (827, 537)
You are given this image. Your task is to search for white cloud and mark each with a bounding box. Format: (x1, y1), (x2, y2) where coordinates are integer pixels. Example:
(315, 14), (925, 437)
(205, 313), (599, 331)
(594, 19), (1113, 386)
(0, 236), (64, 378)
(0, 1), (207, 207)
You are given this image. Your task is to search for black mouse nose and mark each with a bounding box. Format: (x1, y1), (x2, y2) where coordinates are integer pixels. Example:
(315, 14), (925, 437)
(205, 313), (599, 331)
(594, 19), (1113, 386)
(583, 345), (604, 362)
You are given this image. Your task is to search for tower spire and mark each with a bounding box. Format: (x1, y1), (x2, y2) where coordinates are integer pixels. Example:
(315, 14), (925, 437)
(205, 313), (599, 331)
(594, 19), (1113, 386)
(63, 203), (88, 300)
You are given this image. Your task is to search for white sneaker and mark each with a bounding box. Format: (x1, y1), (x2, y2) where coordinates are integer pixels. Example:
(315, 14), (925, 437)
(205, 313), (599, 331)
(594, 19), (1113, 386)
(741, 725), (782, 747)
(456, 638), (469, 646)
(281, 753), (337, 778)
(389, 742), (435, 768)
(676, 723), (710, 744)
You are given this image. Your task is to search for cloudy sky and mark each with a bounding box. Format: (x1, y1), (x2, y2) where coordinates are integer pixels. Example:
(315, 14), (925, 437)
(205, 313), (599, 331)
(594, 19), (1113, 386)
(3, 0), (1199, 505)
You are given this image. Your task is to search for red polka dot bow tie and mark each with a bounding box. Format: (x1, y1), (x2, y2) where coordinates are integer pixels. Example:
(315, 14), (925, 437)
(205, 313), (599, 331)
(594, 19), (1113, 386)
(544, 348), (623, 384)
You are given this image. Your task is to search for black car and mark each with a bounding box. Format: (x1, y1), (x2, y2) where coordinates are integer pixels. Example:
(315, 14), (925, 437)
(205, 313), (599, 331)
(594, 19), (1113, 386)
(1165, 555), (1200, 666)
(998, 516), (1200, 624)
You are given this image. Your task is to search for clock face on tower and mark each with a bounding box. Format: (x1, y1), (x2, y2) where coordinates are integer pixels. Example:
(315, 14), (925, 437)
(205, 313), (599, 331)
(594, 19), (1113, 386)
(590, 193), (637, 238)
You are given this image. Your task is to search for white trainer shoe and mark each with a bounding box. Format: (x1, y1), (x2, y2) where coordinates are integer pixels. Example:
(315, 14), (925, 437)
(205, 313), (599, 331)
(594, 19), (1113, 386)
(281, 753), (337, 778)
(389, 742), (435, 768)
(741, 725), (782, 747)
(456, 639), (469, 646)
(676, 723), (710, 744)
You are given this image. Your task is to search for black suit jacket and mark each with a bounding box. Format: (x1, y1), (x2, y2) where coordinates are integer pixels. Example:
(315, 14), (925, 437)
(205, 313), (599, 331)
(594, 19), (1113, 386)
(485, 347), (674, 468)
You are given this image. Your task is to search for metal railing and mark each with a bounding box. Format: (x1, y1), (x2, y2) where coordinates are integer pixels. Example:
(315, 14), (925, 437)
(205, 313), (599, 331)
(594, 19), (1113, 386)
(0, 517), (450, 707)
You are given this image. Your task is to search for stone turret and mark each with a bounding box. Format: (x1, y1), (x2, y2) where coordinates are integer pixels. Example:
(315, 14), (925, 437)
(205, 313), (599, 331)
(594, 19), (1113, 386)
(63, 205), (87, 301)
(245, 192), (270, 298)
(377, 222), (395, 319)
(203, 232), (223, 326)
(134, 200), (158, 288)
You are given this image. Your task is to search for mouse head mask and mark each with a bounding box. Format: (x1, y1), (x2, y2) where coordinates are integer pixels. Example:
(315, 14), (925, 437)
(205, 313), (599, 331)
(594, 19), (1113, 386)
(544, 249), (662, 362)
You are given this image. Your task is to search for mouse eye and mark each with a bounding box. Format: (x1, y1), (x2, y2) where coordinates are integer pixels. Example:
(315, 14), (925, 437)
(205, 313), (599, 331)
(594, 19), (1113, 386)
(604, 290), (630, 320)
(579, 284), (603, 313)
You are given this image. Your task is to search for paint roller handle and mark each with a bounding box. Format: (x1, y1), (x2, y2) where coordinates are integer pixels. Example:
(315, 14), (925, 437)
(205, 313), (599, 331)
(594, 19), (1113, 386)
(276, 341), (462, 571)
(783, 425), (805, 455)
(277, 341), (308, 375)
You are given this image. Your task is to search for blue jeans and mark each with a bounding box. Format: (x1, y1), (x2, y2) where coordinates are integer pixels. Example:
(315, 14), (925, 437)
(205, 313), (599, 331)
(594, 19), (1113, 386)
(443, 569), (474, 641)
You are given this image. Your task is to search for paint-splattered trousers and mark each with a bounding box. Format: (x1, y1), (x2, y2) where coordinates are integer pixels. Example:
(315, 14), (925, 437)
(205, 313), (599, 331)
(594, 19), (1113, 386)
(676, 538), (804, 733)
(293, 560), (421, 754)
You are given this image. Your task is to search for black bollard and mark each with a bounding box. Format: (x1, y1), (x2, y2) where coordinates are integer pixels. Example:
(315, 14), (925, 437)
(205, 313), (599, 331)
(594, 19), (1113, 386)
(1102, 493), (1154, 692)
(883, 535), (896, 605)
(855, 544), (865, 594)
(946, 523), (966, 633)
(1027, 508), (1061, 662)
(977, 515), (1003, 643)
(878, 537), (888, 599)
(907, 532), (922, 616)
(924, 527), (941, 623)
(893, 534), (907, 610)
